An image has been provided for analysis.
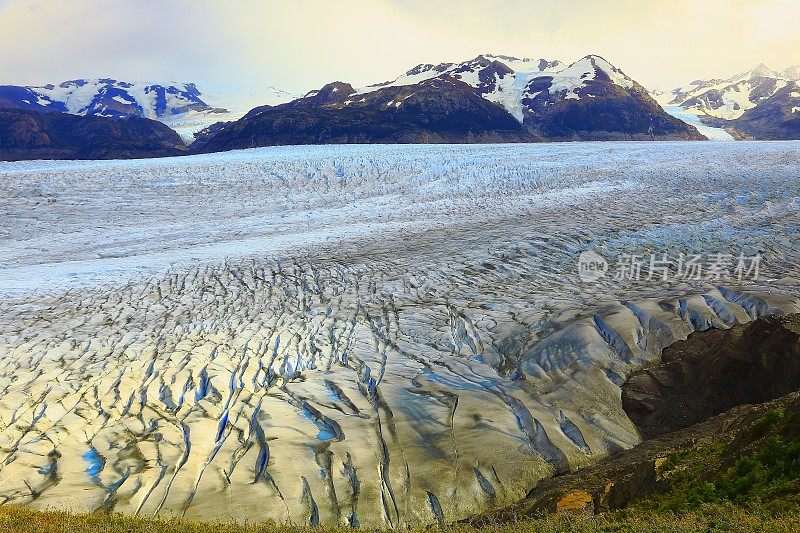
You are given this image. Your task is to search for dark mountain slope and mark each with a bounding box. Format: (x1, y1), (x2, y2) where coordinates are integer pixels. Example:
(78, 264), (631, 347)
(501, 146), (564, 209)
(0, 109), (186, 161)
(191, 78), (538, 153)
(731, 82), (800, 140)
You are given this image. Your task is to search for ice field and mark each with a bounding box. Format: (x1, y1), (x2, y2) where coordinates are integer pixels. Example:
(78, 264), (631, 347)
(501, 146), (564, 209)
(1, 142), (799, 527)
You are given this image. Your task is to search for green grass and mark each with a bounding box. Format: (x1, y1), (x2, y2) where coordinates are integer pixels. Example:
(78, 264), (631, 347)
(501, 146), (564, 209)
(1, 503), (799, 533)
(638, 408), (800, 514)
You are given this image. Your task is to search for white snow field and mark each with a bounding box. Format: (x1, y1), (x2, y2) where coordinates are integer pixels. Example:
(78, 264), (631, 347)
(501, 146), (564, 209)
(0, 142), (799, 527)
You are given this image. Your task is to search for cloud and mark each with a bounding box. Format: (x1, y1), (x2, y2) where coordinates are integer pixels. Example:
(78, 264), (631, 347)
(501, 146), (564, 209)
(0, 0), (798, 93)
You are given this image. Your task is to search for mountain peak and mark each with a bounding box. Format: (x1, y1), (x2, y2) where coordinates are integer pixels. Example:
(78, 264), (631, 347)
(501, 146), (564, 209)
(731, 63), (779, 81)
(781, 65), (800, 80)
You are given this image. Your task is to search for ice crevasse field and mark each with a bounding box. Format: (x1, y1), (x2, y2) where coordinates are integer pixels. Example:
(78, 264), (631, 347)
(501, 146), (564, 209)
(0, 142), (799, 528)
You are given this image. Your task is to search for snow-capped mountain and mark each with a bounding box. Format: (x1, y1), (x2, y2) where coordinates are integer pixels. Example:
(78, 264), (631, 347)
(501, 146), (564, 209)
(0, 79), (298, 142)
(656, 63), (800, 139)
(193, 53), (702, 151)
(733, 81), (800, 139)
(359, 54), (565, 121)
(351, 54), (698, 139)
(656, 64), (800, 121)
(0, 79), (212, 119)
(358, 54), (641, 126)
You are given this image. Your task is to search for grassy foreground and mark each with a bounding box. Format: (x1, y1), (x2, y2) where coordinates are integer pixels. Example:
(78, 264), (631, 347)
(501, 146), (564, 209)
(1, 503), (799, 533)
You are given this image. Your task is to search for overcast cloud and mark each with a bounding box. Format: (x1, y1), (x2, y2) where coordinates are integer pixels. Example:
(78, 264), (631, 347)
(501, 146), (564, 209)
(0, 0), (798, 93)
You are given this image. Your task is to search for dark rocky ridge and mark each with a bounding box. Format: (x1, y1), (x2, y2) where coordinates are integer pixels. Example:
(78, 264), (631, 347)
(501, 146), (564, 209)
(0, 109), (187, 161)
(524, 68), (704, 140)
(191, 78), (538, 153)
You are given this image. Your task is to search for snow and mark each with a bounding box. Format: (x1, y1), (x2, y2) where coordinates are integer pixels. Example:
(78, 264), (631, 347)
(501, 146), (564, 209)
(536, 55), (634, 102)
(357, 54), (639, 123)
(19, 80), (298, 143)
(161, 87), (299, 142)
(111, 94), (134, 104)
(1, 143), (799, 527)
(661, 105), (735, 140)
(355, 54), (566, 122)
(1, 142), (796, 294)
(663, 66), (794, 120)
(356, 65), (448, 94)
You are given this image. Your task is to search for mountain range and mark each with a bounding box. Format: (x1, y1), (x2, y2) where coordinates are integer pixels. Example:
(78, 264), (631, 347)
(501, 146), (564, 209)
(191, 54), (703, 152)
(655, 63), (800, 139)
(1, 55), (799, 160)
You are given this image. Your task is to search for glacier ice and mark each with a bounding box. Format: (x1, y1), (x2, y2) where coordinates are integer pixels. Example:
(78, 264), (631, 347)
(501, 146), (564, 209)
(0, 142), (799, 527)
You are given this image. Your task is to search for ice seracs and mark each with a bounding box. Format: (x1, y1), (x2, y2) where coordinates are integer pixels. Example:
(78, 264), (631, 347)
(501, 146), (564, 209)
(0, 142), (799, 526)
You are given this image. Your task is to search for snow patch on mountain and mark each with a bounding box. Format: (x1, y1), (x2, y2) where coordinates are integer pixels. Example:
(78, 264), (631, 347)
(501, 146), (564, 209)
(1, 79), (298, 142)
(357, 54), (638, 123)
(659, 64), (800, 121)
(547, 55), (634, 99)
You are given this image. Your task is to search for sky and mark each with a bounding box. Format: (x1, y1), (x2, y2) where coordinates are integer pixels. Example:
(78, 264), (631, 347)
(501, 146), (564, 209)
(0, 0), (799, 94)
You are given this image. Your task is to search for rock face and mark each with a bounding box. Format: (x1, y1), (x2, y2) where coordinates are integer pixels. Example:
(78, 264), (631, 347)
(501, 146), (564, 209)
(516, 56), (702, 140)
(623, 313), (800, 438)
(0, 109), (187, 160)
(470, 391), (800, 522)
(730, 82), (800, 140)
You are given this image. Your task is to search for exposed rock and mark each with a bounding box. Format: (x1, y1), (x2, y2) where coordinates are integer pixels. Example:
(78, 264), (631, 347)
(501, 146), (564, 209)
(469, 391), (800, 524)
(655, 64), (800, 139)
(731, 82), (800, 140)
(622, 313), (800, 438)
(0, 109), (187, 160)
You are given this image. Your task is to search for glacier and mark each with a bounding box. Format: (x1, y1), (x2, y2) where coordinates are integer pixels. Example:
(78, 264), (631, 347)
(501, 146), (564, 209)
(0, 142), (799, 527)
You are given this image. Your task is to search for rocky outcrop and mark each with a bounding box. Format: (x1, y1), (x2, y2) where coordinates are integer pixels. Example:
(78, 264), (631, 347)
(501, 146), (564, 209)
(469, 391), (800, 523)
(0, 109), (187, 160)
(623, 313), (800, 438)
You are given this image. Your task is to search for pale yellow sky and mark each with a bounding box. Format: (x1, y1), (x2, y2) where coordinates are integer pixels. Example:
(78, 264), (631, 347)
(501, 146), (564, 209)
(0, 0), (798, 93)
